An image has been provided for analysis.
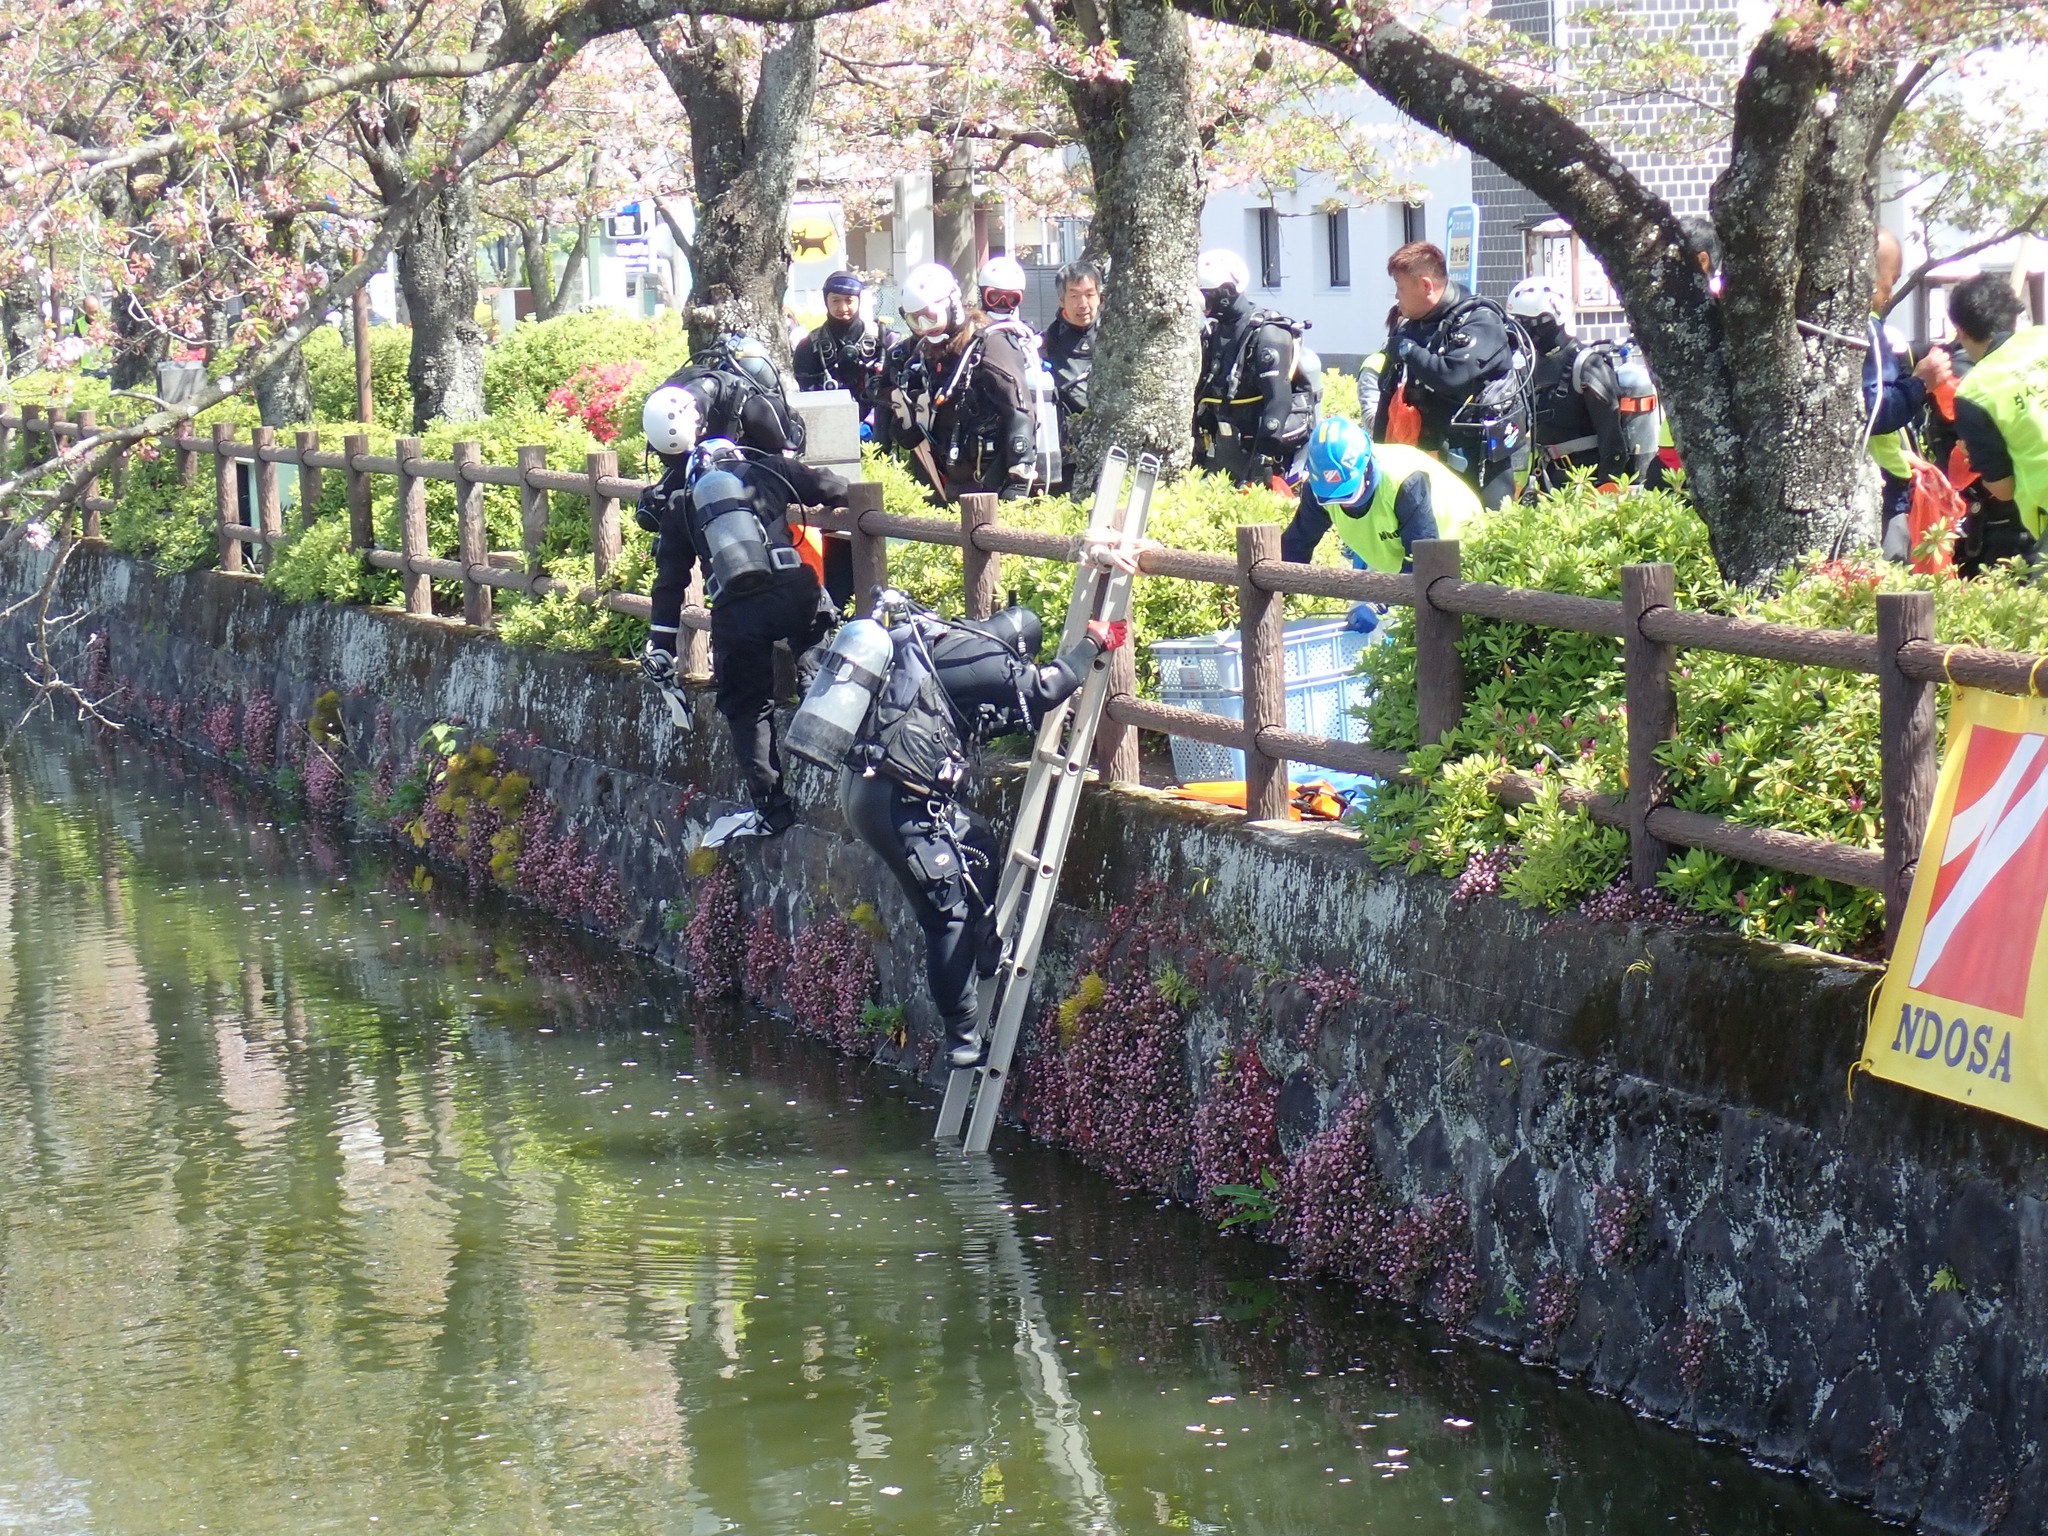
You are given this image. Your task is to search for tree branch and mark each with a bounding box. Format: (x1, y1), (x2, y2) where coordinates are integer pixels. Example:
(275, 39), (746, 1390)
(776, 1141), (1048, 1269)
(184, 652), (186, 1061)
(1884, 195), (2048, 316)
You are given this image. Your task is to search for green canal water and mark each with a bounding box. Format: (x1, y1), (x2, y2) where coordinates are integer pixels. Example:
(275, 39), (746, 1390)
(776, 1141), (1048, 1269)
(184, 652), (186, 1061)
(0, 725), (1887, 1536)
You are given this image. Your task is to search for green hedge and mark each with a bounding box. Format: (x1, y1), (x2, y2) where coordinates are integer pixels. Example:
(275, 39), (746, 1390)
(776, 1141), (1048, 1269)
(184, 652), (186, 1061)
(1350, 477), (2048, 953)
(302, 325), (414, 430)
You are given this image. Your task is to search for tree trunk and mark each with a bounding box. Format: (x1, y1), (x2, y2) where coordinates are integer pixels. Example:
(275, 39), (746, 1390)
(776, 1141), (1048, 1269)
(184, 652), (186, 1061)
(1058, 0), (1204, 478)
(933, 138), (979, 282)
(254, 346), (313, 426)
(518, 218), (556, 318)
(548, 220), (592, 320)
(1706, 34), (1894, 577)
(1168, 0), (1895, 585)
(639, 18), (820, 363)
(1, 277), (42, 375)
(355, 1), (500, 429)
(398, 179), (488, 427)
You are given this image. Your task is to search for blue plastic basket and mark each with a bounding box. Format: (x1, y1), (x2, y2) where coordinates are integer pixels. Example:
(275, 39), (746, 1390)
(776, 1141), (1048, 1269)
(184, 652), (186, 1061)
(1150, 617), (1381, 783)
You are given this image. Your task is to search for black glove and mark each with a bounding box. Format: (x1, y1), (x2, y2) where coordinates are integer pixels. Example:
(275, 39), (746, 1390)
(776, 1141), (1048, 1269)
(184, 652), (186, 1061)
(635, 486), (663, 534)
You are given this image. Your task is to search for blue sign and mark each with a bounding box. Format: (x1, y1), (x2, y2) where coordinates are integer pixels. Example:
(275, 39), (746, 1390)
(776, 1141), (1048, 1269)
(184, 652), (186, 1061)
(1444, 204), (1481, 291)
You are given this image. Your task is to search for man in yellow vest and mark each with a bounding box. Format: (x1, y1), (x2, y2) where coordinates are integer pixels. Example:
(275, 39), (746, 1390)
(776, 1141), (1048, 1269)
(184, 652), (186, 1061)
(1918, 273), (2048, 565)
(1866, 228), (1925, 553)
(1282, 416), (1483, 629)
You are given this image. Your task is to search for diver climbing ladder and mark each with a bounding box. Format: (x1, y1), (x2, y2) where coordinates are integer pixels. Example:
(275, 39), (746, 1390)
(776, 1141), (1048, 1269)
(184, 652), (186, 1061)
(936, 447), (1157, 1154)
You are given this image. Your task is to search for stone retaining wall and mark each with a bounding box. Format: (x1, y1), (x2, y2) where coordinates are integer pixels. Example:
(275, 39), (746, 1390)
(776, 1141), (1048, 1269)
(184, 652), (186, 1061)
(7, 543), (2043, 1535)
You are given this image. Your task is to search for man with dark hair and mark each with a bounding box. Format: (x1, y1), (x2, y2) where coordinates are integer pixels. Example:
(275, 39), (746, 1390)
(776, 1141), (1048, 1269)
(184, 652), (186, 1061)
(794, 271), (896, 422)
(1373, 241), (1524, 508)
(1039, 262), (1100, 485)
(1918, 274), (2045, 567)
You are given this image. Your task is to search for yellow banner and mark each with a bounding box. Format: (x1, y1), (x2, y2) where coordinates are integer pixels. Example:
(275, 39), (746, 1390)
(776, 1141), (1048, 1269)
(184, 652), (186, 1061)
(1862, 687), (2048, 1128)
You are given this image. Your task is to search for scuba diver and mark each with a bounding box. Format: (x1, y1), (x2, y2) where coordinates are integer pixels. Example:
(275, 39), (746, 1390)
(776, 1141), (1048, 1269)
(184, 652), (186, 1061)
(649, 333), (807, 458)
(635, 388), (846, 838)
(786, 593), (1128, 1067)
(1192, 249), (1321, 486)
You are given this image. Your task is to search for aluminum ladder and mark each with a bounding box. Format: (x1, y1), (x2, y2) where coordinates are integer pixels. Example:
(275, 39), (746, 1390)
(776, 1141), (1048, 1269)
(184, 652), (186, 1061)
(935, 446), (1157, 1154)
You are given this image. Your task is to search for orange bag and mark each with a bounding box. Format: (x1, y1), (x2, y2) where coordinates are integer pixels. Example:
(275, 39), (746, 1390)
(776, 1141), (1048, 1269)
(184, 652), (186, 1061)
(1905, 453), (1966, 575)
(1383, 384), (1422, 446)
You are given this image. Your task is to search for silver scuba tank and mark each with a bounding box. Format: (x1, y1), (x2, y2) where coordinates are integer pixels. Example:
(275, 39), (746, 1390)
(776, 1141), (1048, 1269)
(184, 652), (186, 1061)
(786, 617), (895, 771)
(1613, 347), (1662, 463)
(691, 469), (773, 597)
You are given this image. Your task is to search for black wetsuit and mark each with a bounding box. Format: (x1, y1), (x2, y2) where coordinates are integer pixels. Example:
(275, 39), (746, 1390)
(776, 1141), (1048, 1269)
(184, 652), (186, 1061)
(644, 452), (847, 822)
(1373, 286), (1520, 507)
(886, 323), (1038, 499)
(1194, 293), (1314, 483)
(841, 619), (1103, 1050)
(660, 361), (806, 457)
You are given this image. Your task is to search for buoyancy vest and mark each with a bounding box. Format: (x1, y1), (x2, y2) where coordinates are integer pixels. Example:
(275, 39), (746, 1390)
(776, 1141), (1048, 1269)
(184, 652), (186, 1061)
(1327, 443), (1482, 574)
(1955, 326), (2048, 537)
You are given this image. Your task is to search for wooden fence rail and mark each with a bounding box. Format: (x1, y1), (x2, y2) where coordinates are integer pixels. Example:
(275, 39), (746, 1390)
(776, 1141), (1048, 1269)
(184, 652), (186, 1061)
(8, 410), (2044, 954)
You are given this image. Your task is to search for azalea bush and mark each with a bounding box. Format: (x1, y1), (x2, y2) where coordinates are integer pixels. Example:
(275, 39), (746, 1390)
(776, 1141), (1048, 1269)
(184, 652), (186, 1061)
(484, 310), (688, 453)
(546, 360), (646, 444)
(1348, 477), (2048, 954)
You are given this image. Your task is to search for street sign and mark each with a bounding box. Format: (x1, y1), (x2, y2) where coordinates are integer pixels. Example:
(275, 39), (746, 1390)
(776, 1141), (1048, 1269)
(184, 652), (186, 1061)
(1445, 204), (1480, 291)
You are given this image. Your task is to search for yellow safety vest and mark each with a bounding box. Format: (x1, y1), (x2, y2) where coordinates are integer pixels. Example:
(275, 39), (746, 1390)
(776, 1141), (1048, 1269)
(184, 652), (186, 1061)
(1328, 442), (1482, 573)
(1956, 326), (2048, 537)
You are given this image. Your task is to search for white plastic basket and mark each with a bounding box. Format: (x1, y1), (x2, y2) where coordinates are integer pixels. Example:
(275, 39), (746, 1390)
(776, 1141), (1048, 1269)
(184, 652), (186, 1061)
(1150, 616), (1380, 783)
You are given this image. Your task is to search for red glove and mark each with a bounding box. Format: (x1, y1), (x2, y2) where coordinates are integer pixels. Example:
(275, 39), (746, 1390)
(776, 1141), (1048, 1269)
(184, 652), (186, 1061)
(1086, 619), (1129, 652)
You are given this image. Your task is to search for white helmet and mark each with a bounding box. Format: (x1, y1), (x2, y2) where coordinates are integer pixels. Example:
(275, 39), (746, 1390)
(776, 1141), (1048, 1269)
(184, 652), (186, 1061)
(1196, 249), (1252, 301)
(642, 385), (701, 456)
(900, 262), (965, 337)
(1507, 278), (1572, 330)
(977, 254), (1028, 313)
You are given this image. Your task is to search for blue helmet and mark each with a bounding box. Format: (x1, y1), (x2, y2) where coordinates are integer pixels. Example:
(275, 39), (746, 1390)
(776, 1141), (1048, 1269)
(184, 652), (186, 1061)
(1306, 416), (1373, 504)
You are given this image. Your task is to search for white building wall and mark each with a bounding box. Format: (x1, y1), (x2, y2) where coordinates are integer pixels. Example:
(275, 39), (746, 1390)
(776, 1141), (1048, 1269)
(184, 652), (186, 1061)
(1199, 149), (1473, 368)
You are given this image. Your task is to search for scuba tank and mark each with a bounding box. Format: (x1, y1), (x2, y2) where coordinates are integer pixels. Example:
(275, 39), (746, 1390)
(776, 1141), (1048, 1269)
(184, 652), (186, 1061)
(1609, 345), (1661, 463)
(689, 468), (775, 599)
(786, 618), (894, 771)
(1032, 357), (1063, 491)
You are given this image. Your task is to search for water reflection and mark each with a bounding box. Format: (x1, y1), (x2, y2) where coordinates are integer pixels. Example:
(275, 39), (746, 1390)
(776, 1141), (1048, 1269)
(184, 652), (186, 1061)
(0, 726), (1884, 1534)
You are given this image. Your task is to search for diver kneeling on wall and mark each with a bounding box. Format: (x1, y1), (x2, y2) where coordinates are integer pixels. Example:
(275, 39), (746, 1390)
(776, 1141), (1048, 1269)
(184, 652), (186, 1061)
(785, 587), (1128, 1068)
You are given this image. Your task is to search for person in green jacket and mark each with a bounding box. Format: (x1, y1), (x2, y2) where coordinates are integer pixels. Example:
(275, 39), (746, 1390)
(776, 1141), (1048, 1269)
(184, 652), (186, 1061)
(1917, 273), (2048, 566)
(1282, 416), (1483, 632)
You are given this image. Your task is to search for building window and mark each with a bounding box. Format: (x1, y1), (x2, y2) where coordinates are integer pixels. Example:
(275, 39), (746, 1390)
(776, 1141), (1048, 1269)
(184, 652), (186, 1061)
(1402, 202), (1427, 246)
(1257, 208), (1282, 288)
(1326, 210), (1351, 288)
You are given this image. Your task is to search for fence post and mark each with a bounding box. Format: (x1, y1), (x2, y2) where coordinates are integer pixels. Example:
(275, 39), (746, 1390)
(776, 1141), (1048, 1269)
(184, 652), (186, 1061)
(517, 446), (549, 577)
(48, 406), (67, 458)
(295, 429), (322, 528)
(213, 423), (242, 573)
(175, 425), (196, 487)
(1412, 538), (1464, 746)
(1878, 590), (1937, 953)
(344, 433), (373, 555)
(454, 441), (490, 628)
(396, 436), (431, 616)
(847, 480), (888, 601)
(20, 405), (41, 468)
(253, 424), (282, 557)
(588, 450), (620, 581)
(1622, 562), (1678, 889)
(1239, 523), (1290, 822)
(1094, 639), (1141, 786)
(959, 491), (999, 619)
(0, 408), (14, 473)
(76, 409), (101, 539)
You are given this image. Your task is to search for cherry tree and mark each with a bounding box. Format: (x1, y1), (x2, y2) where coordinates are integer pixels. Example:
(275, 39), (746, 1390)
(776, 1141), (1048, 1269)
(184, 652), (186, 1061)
(1161, 0), (2048, 583)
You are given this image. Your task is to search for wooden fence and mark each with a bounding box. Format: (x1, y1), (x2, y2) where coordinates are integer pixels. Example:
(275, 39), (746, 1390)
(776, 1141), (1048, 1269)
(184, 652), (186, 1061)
(12, 406), (2048, 955)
